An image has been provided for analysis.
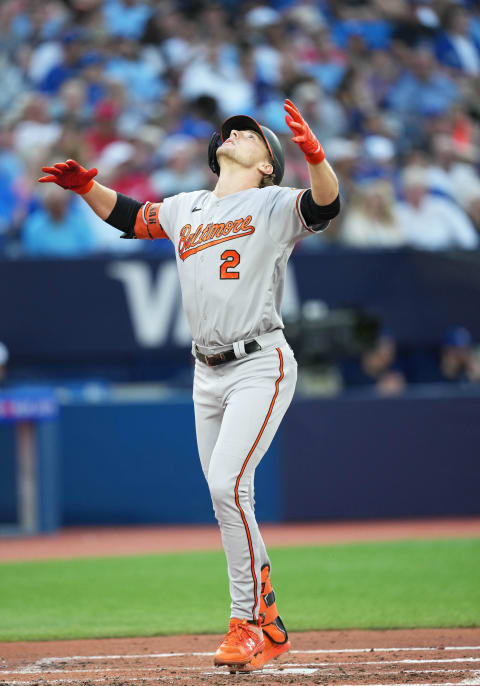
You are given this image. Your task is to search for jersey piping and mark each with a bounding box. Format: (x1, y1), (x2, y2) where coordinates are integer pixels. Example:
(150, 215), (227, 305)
(295, 190), (317, 234)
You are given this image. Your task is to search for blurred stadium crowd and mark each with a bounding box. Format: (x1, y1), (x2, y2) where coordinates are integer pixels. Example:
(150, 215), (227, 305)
(1, 0), (480, 258)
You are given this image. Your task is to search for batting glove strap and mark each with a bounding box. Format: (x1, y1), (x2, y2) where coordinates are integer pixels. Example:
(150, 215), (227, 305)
(75, 178), (95, 195)
(304, 143), (326, 166)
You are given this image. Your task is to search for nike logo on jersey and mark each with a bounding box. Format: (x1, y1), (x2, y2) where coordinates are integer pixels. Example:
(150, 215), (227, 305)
(178, 216), (255, 261)
(192, 207), (202, 212)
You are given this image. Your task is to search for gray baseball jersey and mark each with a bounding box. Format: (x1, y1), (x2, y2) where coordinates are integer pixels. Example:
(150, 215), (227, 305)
(135, 186), (325, 347)
(132, 184), (325, 626)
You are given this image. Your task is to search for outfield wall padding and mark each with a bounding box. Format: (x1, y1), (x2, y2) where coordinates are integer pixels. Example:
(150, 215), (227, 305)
(54, 390), (480, 525)
(2, 390), (478, 527)
(283, 392), (480, 520)
(59, 397), (282, 525)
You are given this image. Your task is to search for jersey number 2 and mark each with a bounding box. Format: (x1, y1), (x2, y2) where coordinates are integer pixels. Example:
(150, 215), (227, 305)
(220, 250), (240, 279)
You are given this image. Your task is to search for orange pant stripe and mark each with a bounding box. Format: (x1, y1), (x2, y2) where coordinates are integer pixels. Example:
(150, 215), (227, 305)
(233, 347), (284, 620)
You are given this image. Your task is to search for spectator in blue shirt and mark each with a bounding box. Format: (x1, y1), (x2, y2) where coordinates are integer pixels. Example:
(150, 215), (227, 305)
(387, 46), (460, 118)
(105, 38), (164, 104)
(103, 0), (152, 40)
(23, 186), (95, 257)
(437, 327), (480, 385)
(435, 5), (480, 75)
(39, 31), (85, 95)
(0, 170), (20, 238)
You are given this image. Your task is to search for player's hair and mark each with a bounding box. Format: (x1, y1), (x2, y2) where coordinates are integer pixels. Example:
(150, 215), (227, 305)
(259, 172), (275, 188)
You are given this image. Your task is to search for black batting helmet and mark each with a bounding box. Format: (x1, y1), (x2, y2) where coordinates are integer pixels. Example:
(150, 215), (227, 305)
(208, 115), (284, 185)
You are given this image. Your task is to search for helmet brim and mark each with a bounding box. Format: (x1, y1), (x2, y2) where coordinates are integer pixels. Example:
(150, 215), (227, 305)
(220, 115), (274, 161)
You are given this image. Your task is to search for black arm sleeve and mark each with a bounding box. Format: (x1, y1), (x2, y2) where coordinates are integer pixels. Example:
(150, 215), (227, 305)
(105, 193), (143, 238)
(300, 190), (340, 232)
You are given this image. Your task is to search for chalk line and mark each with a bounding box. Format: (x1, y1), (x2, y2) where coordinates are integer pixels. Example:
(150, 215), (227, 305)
(30, 645), (480, 666)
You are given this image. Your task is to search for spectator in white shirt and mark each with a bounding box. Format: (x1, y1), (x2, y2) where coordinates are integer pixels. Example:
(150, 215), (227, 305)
(426, 134), (480, 205)
(462, 182), (480, 237)
(341, 179), (406, 248)
(180, 42), (254, 117)
(397, 166), (478, 250)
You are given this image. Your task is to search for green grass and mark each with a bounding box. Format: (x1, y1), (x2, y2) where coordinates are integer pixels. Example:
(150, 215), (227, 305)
(0, 538), (479, 642)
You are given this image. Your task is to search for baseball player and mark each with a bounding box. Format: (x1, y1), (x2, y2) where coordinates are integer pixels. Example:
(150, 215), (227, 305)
(38, 99), (340, 672)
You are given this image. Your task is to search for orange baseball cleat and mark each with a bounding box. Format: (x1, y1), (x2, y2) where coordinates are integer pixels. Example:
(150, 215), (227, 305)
(214, 618), (264, 671)
(241, 564), (291, 672)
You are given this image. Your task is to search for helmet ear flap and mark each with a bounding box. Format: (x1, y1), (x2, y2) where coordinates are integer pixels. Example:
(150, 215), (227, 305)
(208, 132), (221, 176)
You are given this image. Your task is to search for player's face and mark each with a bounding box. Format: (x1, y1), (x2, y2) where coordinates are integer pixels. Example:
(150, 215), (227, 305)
(217, 129), (272, 175)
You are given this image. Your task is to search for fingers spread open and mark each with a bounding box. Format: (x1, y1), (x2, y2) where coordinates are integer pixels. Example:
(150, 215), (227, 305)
(41, 166), (61, 175)
(285, 117), (303, 139)
(285, 109), (303, 126)
(65, 159), (80, 169)
(54, 162), (69, 171)
(38, 175), (57, 183)
(286, 118), (302, 131)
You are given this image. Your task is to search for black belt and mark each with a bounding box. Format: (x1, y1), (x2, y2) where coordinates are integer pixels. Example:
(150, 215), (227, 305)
(195, 340), (261, 366)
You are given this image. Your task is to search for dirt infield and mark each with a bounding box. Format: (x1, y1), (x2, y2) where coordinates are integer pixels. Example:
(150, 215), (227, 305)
(1, 519), (479, 684)
(1, 628), (480, 686)
(1, 517), (479, 562)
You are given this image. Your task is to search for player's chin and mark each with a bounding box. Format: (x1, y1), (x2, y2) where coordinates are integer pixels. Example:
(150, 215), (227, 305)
(217, 146), (233, 160)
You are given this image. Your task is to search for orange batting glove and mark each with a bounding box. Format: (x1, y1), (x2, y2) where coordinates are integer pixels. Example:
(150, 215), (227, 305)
(38, 159), (98, 195)
(284, 99), (325, 165)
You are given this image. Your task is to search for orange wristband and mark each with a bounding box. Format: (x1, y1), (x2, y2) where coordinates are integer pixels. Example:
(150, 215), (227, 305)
(74, 179), (95, 195)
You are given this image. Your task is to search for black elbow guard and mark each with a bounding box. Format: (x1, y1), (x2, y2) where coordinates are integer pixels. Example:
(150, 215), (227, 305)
(301, 190), (340, 229)
(105, 193), (143, 238)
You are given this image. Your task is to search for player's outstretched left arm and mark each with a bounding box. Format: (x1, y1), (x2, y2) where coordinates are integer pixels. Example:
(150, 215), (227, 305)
(38, 159), (168, 240)
(38, 159), (117, 219)
(284, 99), (339, 206)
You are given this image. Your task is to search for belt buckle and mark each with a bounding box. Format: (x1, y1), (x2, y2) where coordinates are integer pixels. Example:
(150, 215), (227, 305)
(205, 351), (226, 366)
(205, 353), (219, 366)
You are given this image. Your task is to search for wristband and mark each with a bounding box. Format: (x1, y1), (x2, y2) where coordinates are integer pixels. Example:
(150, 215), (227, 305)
(75, 179), (95, 195)
(305, 144), (326, 165)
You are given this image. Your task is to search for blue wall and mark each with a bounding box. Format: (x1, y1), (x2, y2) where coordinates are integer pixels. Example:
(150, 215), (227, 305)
(58, 390), (479, 525)
(0, 426), (17, 523)
(2, 390), (479, 527)
(59, 396), (282, 525)
(283, 392), (480, 521)
(0, 419), (59, 532)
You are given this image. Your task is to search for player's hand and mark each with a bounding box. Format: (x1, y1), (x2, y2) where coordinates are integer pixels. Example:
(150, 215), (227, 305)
(38, 159), (98, 195)
(284, 99), (325, 165)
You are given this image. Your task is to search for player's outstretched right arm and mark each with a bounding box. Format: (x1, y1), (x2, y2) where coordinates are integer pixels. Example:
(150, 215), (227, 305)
(284, 100), (339, 207)
(38, 159), (117, 220)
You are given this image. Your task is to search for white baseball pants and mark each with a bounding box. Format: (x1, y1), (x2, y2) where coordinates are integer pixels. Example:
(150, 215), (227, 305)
(192, 329), (297, 621)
